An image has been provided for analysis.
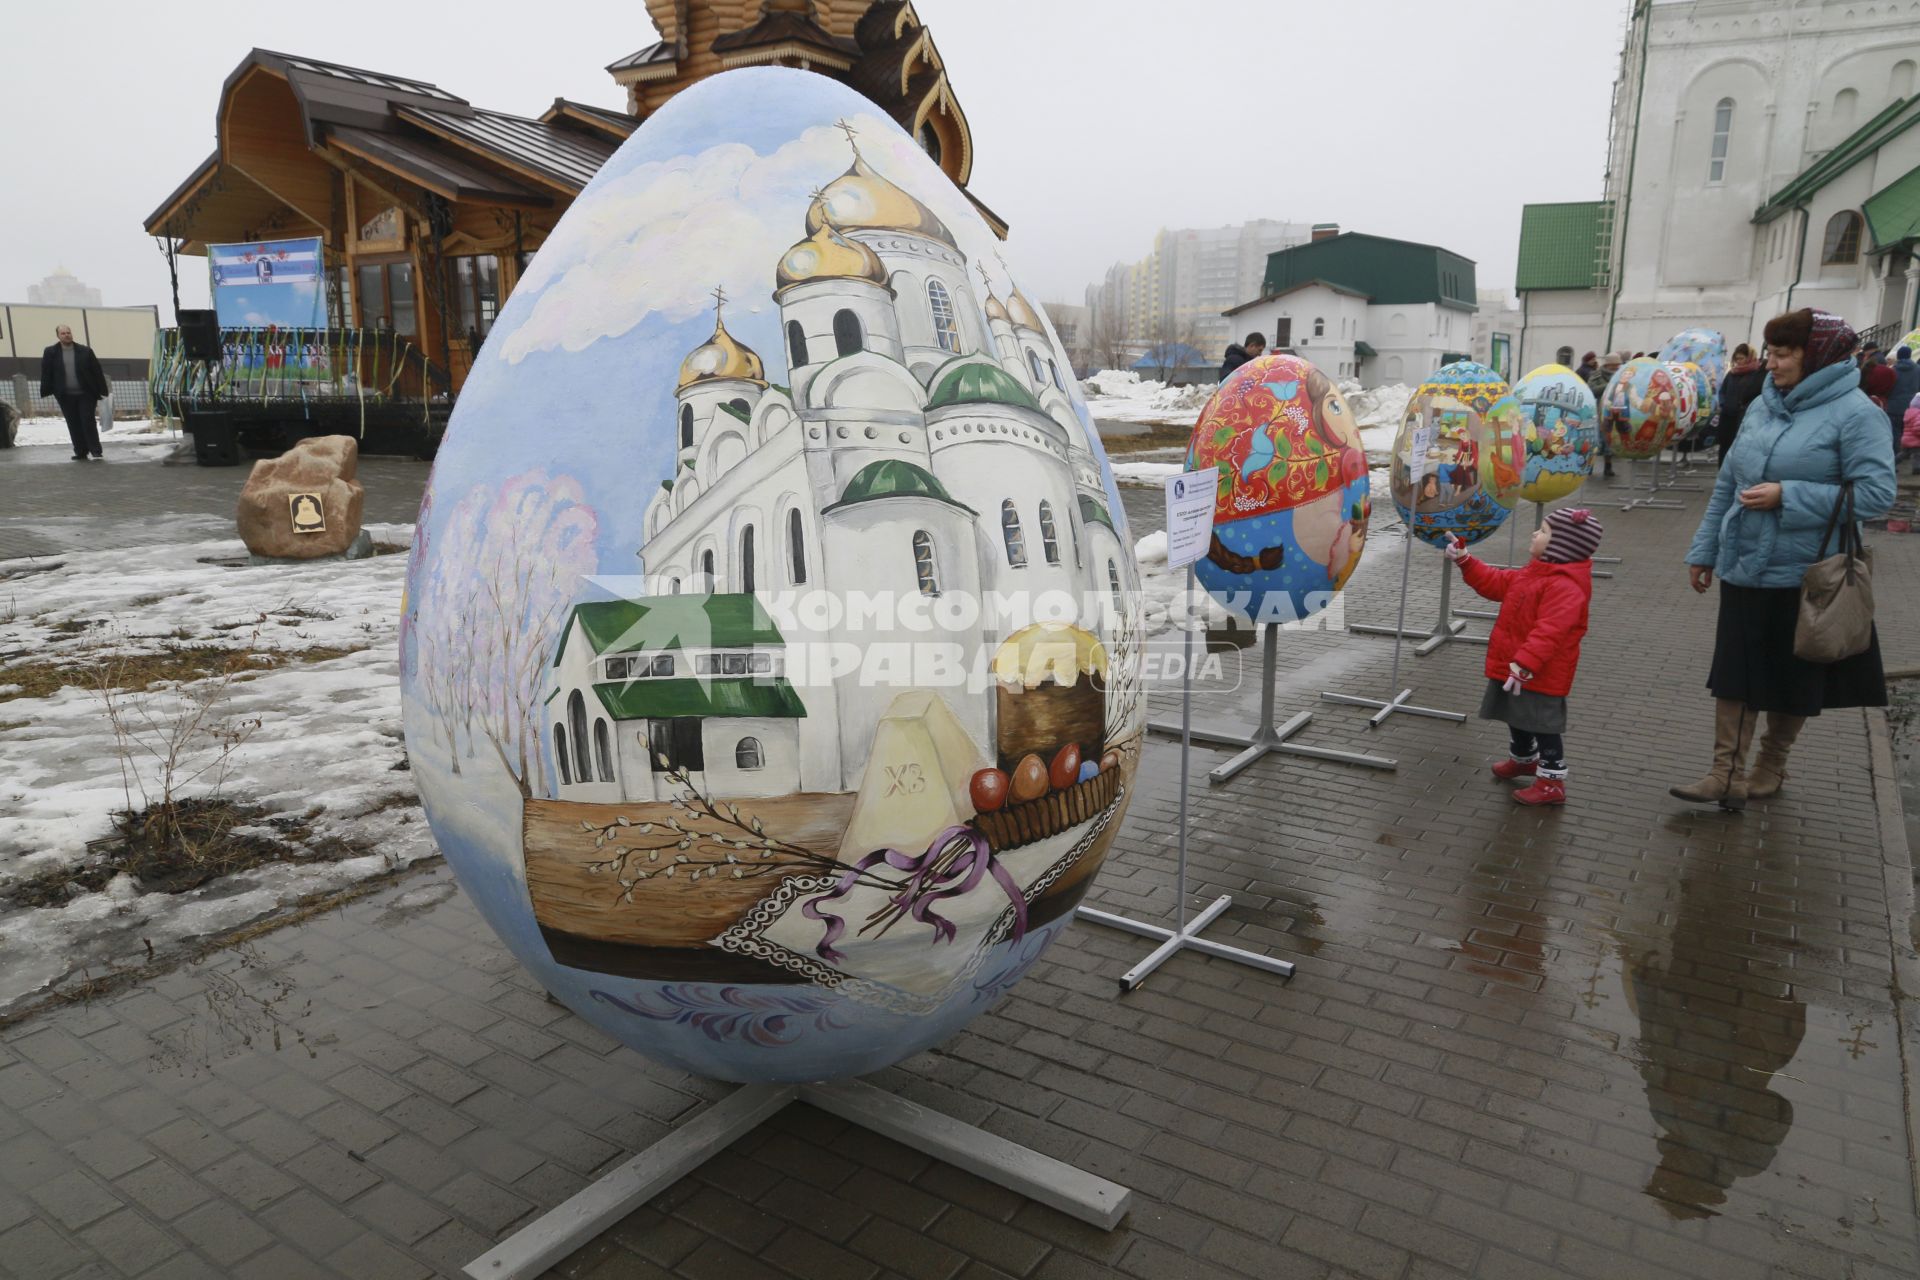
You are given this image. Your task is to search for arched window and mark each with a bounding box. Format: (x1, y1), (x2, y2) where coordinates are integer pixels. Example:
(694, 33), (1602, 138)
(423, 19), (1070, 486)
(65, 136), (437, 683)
(735, 737), (765, 770)
(553, 725), (572, 786)
(679, 403), (693, 449)
(594, 720), (613, 783)
(701, 548), (715, 591)
(913, 530), (940, 595)
(669, 577), (681, 594)
(787, 320), (809, 368)
(787, 508), (806, 584)
(1709, 98), (1733, 182)
(728, 397), (750, 419)
(1026, 350), (1045, 384)
(1834, 87), (1859, 129)
(1038, 500), (1060, 564)
(1387, 313), (1408, 337)
(1313, 317), (1325, 337)
(1107, 559), (1121, 609)
(1822, 211), (1863, 265)
(740, 524), (756, 593)
(567, 691), (590, 784)
(1893, 60), (1917, 100)
(927, 280), (960, 354)
(1001, 500), (1028, 568)
(833, 309), (863, 357)
(918, 120), (942, 165)
(1049, 359), (1063, 390)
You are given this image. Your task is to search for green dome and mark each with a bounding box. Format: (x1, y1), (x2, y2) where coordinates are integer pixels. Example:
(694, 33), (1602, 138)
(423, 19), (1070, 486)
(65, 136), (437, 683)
(1078, 494), (1115, 532)
(827, 459), (976, 514)
(925, 362), (1043, 413)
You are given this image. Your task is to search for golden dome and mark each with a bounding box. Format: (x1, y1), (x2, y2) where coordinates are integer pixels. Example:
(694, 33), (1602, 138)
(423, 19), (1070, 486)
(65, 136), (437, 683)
(776, 223), (889, 291)
(982, 290), (1010, 324)
(677, 311), (765, 391)
(805, 155), (954, 245)
(1006, 288), (1044, 333)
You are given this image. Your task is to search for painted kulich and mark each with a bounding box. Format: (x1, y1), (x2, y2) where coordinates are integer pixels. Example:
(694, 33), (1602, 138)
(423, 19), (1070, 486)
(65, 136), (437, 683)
(1601, 356), (1687, 460)
(1658, 327), (1727, 430)
(1512, 364), (1598, 506)
(1390, 361), (1525, 548)
(1183, 353), (1370, 623)
(400, 69), (1145, 1084)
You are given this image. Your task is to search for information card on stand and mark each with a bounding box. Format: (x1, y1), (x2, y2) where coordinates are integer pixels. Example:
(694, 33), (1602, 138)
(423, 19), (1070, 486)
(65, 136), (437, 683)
(1164, 467), (1219, 569)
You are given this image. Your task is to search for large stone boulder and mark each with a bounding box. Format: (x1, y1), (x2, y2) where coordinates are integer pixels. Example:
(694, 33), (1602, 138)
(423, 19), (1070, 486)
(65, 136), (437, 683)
(237, 435), (366, 559)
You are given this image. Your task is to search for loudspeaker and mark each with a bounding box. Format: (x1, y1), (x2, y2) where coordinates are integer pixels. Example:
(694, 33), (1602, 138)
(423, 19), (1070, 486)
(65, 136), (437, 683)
(178, 309), (221, 362)
(188, 410), (239, 466)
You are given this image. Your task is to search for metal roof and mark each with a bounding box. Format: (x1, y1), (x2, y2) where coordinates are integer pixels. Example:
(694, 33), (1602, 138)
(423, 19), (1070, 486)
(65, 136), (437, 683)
(1515, 202), (1610, 292)
(542, 99), (637, 139)
(268, 51), (464, 104)
(1864, 163), (1920, 249)
(1261, 233), (1477, 310)
(398, 106), (617, 192)
(607, 40), (677, 73)
(327, 126), (550, 206)
(1755, 95), (1920, 223)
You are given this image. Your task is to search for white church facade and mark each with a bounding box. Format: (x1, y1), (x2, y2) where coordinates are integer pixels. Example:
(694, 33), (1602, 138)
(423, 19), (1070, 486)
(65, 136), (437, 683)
(1515, 0), (1920, 370)
(542, 139), (1128, 806)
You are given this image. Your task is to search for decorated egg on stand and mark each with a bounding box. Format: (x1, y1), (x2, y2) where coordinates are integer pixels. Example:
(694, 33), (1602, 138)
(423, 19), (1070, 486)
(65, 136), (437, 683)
(1511, 364), (1597, 505)
(1390, 361), (1525, 548)
(400, 68), (1148, 1084)
(1601, 357), (1685, 459)
(1898, 327), (1920, 359)
(1660, 328), (1725, 437)
(1185, 353), (1371, 624)
(1665, 362), (1701, 435)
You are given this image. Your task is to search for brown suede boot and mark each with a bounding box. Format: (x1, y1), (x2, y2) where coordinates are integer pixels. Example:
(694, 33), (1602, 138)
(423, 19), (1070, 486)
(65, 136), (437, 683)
(1669, 700), (1759, 811)
(1746, 713), (1807, 800)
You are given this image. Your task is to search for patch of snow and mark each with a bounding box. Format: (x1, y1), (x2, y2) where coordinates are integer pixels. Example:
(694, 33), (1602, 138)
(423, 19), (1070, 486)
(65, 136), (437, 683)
(1110, 460), (1185, 485)
(0, 526), (431, 1014)
(1080, 370), (1214, 427)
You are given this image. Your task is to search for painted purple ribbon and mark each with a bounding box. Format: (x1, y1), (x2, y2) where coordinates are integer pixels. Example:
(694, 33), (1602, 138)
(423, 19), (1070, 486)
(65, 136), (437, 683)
(802, 825), (1028, 962)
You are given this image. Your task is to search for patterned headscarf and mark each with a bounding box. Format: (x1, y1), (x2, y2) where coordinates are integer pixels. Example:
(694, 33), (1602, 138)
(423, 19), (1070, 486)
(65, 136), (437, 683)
(1802, 310), (1858, 374)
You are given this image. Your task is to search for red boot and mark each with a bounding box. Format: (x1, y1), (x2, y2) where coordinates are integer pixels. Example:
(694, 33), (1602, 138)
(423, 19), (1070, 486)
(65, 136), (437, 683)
(1491, 756), (1538, 782)
(1513, 768), (1566, 807)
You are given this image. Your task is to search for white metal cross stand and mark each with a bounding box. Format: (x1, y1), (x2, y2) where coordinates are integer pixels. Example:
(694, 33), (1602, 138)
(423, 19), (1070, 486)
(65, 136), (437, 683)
(1321, 527), (1469, 728)
(1349, 544), (1486, 654)
(465, 1079), (1132, 1278)
(1147, 624), (1396, 779)
(1075, 469), (1296, 990)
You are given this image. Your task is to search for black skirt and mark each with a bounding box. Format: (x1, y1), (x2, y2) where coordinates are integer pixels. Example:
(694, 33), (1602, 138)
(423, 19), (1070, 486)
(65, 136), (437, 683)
(1477, 679), (1568, 734)
(1706, 581), (1886, 715)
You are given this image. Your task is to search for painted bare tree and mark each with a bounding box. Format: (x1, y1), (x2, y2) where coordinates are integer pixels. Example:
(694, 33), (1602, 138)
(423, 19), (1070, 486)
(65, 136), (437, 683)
(406, 470), (599, 796)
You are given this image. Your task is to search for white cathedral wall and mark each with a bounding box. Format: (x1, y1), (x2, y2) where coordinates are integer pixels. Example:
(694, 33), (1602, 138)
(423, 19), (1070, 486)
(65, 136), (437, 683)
(819, 496), (988, 793)
(678, 378), (764, 461)
(780, 278), (903, 405)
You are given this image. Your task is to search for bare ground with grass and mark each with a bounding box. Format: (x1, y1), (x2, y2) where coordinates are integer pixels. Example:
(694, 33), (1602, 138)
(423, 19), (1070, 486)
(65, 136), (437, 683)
(0, 642), (367, 705)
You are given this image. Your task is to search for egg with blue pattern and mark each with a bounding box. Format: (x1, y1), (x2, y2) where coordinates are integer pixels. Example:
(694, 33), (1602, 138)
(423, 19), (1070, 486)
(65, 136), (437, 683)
(1601, 357), (1685, 459)
(1512, 365), (1598, 505)
(1390, 361), (1525, 547)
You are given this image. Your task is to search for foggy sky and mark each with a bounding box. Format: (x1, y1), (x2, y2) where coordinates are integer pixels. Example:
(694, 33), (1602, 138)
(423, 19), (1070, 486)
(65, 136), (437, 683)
(0, 0), (1626, 316)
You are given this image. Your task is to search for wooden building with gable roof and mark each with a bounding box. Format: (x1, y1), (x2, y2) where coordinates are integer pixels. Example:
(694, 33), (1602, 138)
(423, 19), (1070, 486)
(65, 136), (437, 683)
(144, 3), (991, 400)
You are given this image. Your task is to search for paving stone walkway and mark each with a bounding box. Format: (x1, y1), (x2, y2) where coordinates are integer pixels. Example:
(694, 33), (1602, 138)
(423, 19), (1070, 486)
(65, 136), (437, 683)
(1, 445), (1917, 1279)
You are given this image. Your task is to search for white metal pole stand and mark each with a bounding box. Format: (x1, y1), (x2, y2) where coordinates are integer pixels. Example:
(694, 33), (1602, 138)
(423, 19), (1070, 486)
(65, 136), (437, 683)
(1077, 564), (1297, 989)
(1146, 619), (1396, 778)
(466, 1076), (1133, 1278)
(1658, 443), (1706, 492)
(1615, 452), (1684, 512)
(1321, 528), (1469, 727)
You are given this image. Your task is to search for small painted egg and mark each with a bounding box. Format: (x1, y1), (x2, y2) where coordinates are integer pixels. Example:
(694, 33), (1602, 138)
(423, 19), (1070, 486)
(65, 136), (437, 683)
(1011, 755), (1050, 803)
(969, 768), (1009, 813)
(1049, 744), (1081, 791)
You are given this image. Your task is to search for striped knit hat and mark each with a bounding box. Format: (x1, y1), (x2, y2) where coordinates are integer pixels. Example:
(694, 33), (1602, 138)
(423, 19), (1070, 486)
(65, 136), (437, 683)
(1543, 508), (1604, 563)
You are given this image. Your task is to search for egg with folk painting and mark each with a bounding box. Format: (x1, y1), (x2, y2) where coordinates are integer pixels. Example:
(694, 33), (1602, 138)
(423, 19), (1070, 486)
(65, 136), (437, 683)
(1659, 328), (1727, 426)
(1185, 353), (1371, 623)
(1601, 357), (1686, 460)
(400, 68), (1146, 1084)
(1390, 361), (1525, 547)
(1512, 364), (1597, 505)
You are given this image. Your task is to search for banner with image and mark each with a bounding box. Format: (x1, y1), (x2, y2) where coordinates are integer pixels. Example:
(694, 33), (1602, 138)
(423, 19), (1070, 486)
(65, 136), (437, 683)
(208, 238), (323, 330)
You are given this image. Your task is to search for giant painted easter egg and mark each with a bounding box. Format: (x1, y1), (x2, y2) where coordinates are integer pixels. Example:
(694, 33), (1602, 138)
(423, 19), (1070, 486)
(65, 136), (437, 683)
(400, 68), (1146, 1084)
(1184, 353), (1370, 623)
(1512, 364), (1597, 505)
(1659, 327), (1726, 424)
(1665, 362), (1701, 433)
(1601, 357), (1685, 459)
(1391, 361), (1525, 547)
(1898, 327), (1920, 358)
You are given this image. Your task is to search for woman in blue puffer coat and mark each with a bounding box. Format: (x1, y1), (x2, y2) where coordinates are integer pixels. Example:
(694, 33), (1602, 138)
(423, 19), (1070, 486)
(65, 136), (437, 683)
(1677, 308), (1894, 810)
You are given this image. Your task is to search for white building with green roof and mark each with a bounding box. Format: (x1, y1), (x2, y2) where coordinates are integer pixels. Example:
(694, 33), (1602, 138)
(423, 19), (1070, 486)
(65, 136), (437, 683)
(546, 138), (1128, 805)
(1514, 1), (1920, 368)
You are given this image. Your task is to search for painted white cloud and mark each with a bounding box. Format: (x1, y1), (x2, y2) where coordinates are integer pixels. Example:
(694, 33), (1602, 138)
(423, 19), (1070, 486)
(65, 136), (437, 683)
(500, 111), (1014, 364)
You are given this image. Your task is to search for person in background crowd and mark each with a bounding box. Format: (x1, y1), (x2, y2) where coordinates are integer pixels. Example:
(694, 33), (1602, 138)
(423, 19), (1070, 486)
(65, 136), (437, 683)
(1716, 343), (1765, 464)
(37, 324), (109, 461)
(1576, 351), (1599, 381)
(1589, 351), (1625, 478)
(1443, 509), (1603, 807)
(1677, 308), (1894, 810)
(1886, 346), (1918, 453)
(1219, 332), (1266, 381)
(1902, 398), (1920, 476)
(1864, 361), (1896, 411)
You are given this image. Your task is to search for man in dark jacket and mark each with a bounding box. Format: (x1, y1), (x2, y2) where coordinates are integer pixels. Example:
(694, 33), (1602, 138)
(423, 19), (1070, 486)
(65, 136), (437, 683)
(1219, 332), (1266, 381)
(1588, 352), (1624, 478)
(38, 325), (109, 460)
(1886, 346), (1919, 446)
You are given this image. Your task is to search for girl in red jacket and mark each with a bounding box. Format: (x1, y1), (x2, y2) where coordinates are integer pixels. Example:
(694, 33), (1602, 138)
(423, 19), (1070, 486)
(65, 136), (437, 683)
(1443, 507), (1603, 806)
